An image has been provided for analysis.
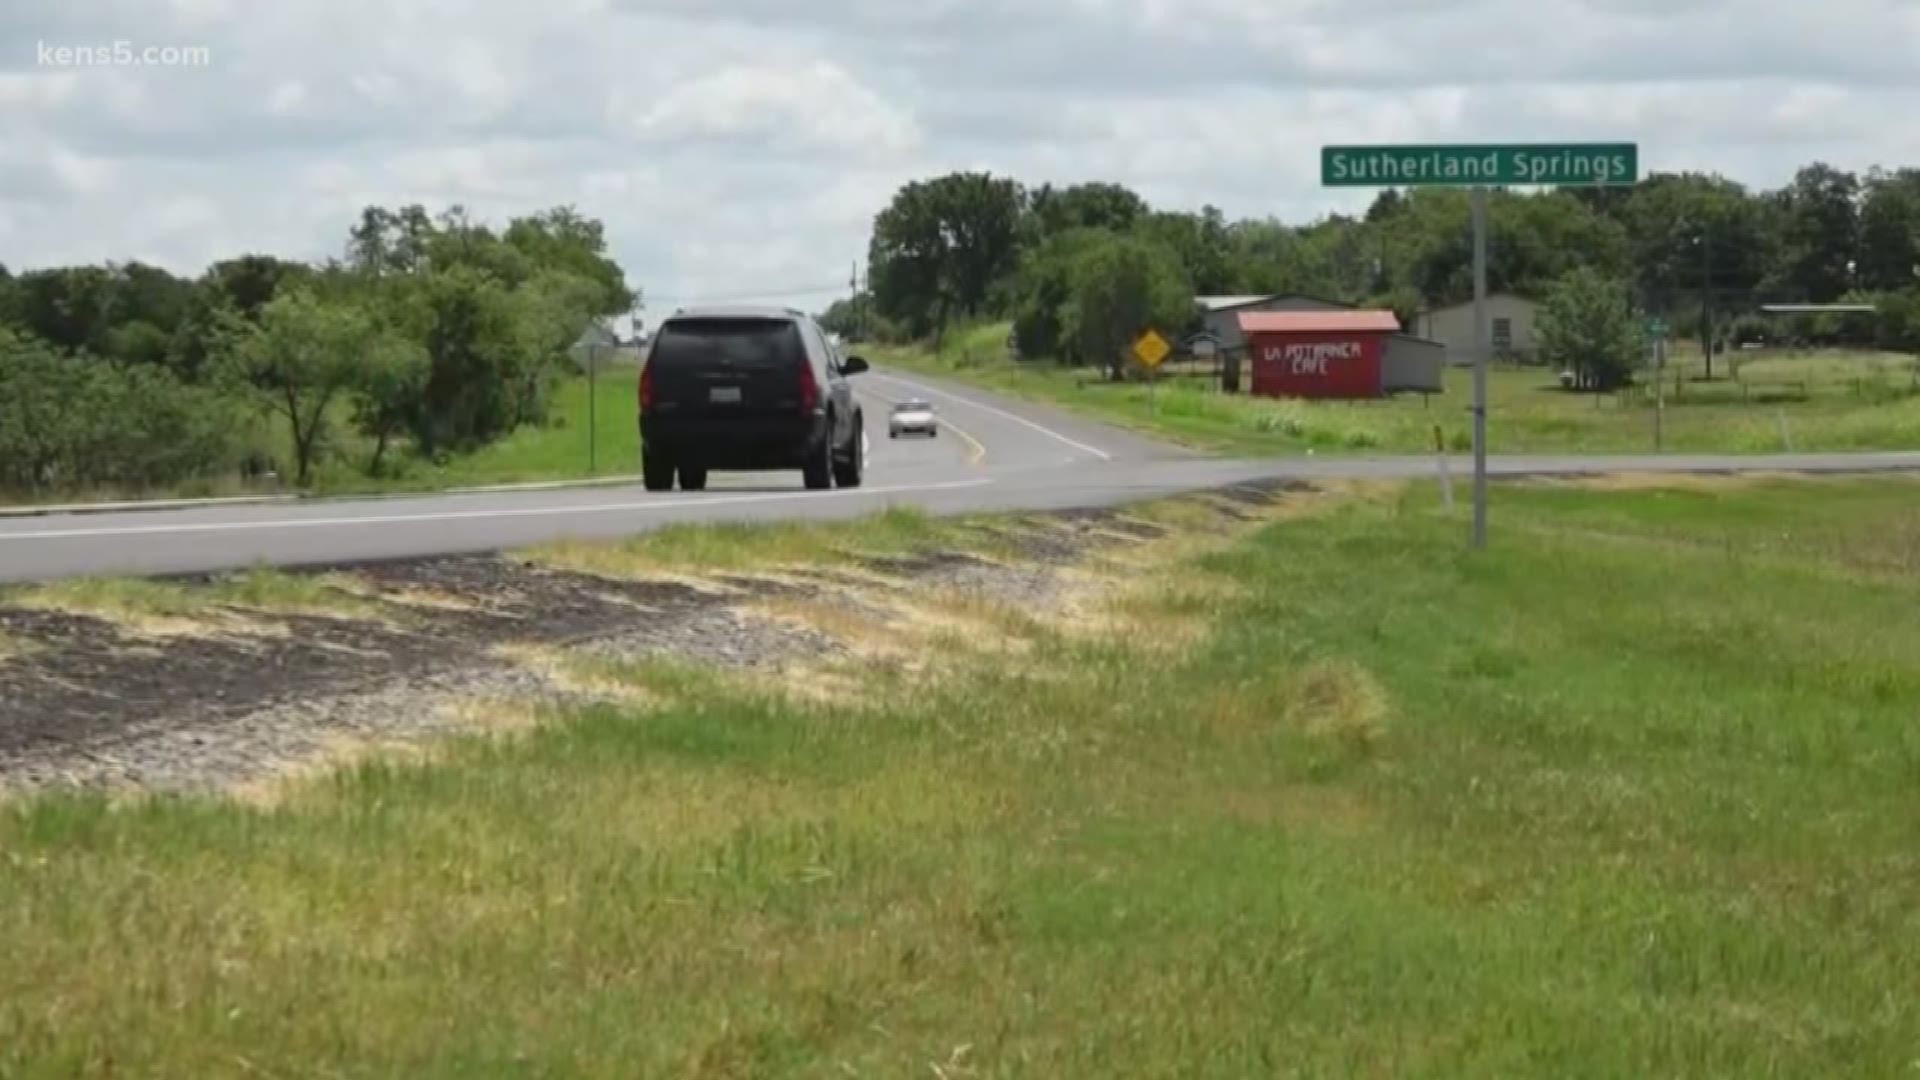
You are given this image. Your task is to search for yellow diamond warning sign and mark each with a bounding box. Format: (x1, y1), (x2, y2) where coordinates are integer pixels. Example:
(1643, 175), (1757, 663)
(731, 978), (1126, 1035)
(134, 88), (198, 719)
(1131, 329), (1171, 370)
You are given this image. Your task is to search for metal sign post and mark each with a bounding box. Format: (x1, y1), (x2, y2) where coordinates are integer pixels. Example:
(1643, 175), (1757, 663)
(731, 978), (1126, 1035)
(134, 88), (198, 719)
(1646, 316), (1669, 451)
(1470, 187), (1489, 550)
(1131, 329), (1172, 417)
(587, 343), (599, 476)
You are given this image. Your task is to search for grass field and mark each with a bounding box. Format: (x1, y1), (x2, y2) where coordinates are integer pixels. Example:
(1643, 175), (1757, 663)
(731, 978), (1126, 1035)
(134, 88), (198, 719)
(883, 323), (1920, 456)
(5, 475), (1920, 1075)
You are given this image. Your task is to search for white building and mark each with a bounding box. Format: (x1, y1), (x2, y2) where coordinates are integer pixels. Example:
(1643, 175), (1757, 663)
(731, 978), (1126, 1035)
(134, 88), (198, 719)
(1414, 294), (1543, 365)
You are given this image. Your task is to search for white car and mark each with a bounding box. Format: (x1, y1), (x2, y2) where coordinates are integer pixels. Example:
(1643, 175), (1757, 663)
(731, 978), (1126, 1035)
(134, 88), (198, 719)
(888, 400), (938, 439)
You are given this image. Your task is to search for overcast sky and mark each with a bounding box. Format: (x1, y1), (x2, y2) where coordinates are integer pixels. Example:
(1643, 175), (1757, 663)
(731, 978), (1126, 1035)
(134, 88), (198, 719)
(5, 0), (1919, 316)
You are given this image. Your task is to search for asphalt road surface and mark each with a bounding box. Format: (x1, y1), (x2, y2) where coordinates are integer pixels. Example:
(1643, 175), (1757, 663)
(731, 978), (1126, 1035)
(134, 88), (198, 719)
(3, 367), (1919, 583)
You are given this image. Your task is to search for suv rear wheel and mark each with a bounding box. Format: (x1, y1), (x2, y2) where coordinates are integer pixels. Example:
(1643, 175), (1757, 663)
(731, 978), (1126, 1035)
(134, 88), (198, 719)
(677, 462), (708, 492)
(642, 450), (675, 492)
(832, 416), (864, 489)
(801, 433), (833, 490)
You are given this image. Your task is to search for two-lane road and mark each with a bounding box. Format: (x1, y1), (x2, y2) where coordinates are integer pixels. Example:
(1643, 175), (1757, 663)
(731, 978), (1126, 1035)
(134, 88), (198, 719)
(3, 368), (1918, 583)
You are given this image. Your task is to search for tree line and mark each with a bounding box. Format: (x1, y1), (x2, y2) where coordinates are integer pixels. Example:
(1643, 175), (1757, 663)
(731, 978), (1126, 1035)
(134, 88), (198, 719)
(0, 206), (633, 494)
(832, 164), (1920, 374)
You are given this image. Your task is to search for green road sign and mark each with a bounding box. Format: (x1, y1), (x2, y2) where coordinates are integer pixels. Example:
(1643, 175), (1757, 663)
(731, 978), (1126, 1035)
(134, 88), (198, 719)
(1645, 317), (1670, 337)
(1322, 144), (1639, 188)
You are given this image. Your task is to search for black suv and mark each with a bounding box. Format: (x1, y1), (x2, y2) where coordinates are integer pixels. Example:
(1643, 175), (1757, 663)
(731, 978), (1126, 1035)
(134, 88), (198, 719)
(638, 306), (868, 492)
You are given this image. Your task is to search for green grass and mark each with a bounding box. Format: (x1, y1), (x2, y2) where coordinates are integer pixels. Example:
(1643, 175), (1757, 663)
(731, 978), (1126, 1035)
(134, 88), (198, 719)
(5, 477), (1920, 1074)
(884, 324), (1920, 455)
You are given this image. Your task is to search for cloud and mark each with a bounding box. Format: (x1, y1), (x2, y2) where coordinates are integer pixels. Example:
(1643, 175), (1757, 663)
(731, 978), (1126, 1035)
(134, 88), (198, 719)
(0, 0), (1916, 305)
(621, 59), (920, 158)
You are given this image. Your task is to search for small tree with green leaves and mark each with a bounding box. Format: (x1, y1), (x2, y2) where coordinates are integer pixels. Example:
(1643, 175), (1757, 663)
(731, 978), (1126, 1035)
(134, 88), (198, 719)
(1066, 233), (1193, 379)
(217, 289), (407, 485)
(349, 336), (429, 478)
(1538, 268), (1643, 391)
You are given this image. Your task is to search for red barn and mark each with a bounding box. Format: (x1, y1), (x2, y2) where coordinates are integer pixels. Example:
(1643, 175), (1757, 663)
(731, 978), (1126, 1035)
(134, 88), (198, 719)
(1239, 310), (1401, 400)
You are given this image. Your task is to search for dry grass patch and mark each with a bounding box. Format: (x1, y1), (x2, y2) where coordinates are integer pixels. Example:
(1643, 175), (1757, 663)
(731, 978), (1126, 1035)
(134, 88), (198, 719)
(1125, 496), (1236, 532)
(9, 577), (240, 638)
(326, 577), (482, 614)
(1048, 551), (1256, 660)
(233, 698), (548, 807)
(747, 595), (905, 659)
(1193, 658), (1391, 761)
(208, 569), (390, 622)
(437, 695), (550, 735)
(228, 734), (445, 808)
(913, 587), (1047, 648)
(492, 643), (665, 708)
(764, 662), (874, 707)
(1280, 658), (1392, 757)
(6, 569), (395, 640)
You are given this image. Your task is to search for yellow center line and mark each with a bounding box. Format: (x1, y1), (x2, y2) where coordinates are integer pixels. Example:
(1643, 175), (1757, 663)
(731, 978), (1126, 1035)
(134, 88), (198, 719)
(949, 418), (989, 466)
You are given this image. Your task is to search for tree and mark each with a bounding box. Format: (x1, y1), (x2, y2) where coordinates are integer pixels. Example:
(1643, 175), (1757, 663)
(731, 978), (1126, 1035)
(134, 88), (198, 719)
(0, 327), (240, 493)
(9, 266), (117, 354)
(1857, 169), (1920, 292)
(103, 319), (173, 368)
(350, 334), (429, 478)
(407, 266), (537, 455)
(1224, 218), (1334, 297)
(1537, 269), (1642, 391)
(504, 206), (635, 316)
(1029, 182), (1148, 240)
(868, 172), (1025, 337)
(347, 205), (437, 277)
(216, 289), (392, 485)
(202, 255), (310, 319)
(1135, 208), (1235, 295)
(818, 296), (860, 339)
(1009, 227), (1112, 361)
(1064, 233), (1193, 378)
(512, 269), (606, 425)
(1773, 163), (1862, 302)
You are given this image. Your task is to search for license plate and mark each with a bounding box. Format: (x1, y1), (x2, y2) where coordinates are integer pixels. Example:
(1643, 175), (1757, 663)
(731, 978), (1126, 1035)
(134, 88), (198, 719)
(709, 386), (742, 404)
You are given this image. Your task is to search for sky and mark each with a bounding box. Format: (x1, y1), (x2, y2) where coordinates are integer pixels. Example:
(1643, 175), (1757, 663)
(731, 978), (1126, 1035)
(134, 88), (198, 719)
(4, 0), (1919, 319)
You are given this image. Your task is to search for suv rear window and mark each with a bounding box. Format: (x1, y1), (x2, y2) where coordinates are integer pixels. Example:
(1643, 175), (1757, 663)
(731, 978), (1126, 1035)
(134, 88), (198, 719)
(649, 319), (803, 372)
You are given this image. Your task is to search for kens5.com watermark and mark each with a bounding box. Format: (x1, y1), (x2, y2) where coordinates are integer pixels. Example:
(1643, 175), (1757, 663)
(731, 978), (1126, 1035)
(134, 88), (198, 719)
(37, 40), (212, 68)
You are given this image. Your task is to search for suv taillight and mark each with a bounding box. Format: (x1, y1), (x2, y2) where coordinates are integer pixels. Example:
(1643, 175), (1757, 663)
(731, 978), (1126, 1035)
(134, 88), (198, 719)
(798, 364), (819, 414)
(638, 363), (654, 411)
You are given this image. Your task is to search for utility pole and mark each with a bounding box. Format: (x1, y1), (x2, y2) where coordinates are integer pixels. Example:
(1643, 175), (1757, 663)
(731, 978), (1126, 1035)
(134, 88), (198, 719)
(850, 260), (863, 342)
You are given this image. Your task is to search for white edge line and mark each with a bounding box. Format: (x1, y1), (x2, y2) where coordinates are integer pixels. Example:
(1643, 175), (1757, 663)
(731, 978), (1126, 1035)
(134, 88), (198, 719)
(0, 479), (994, 543)
(868, 372), (1113, 462)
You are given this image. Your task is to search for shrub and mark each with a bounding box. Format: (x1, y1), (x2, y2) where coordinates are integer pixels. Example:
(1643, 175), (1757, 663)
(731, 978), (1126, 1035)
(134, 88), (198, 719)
(0, 328), (243, 493)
